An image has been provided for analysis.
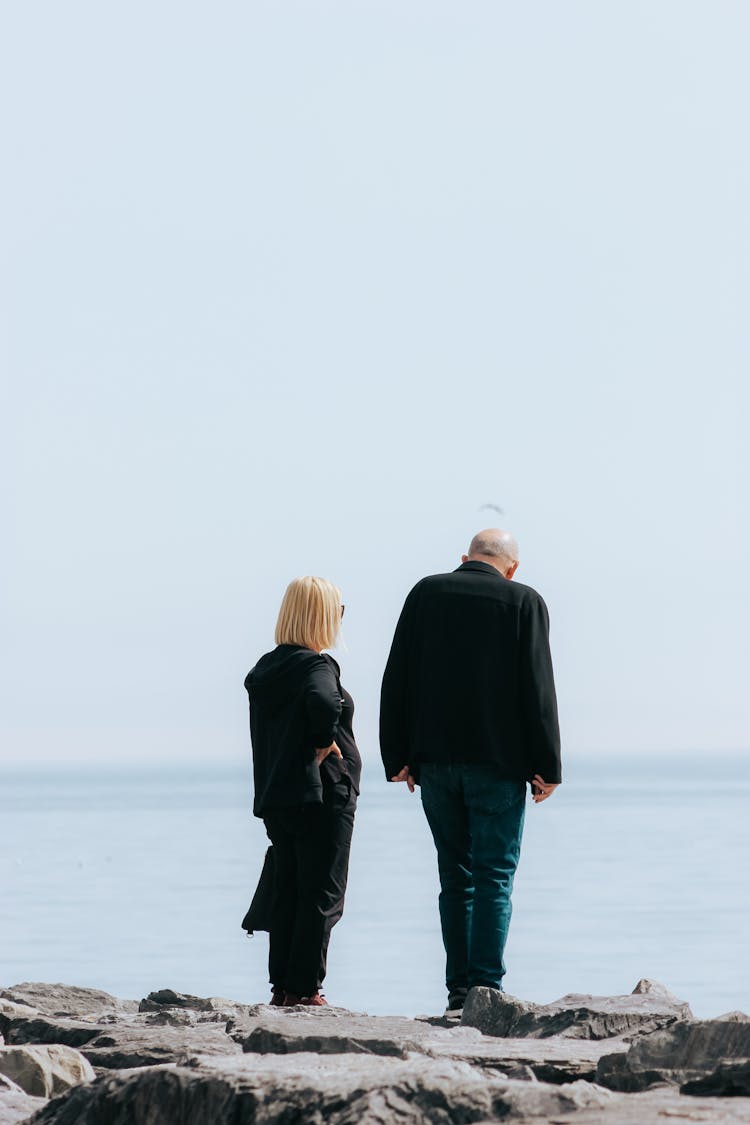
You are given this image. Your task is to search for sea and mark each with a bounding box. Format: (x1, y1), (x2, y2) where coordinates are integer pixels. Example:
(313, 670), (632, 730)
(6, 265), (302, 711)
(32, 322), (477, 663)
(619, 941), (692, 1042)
(1, 753), (748, 1019)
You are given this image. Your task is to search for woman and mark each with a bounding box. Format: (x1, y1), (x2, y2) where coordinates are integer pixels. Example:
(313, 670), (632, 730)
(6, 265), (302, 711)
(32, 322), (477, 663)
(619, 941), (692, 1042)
(244, 576), (361, 1007)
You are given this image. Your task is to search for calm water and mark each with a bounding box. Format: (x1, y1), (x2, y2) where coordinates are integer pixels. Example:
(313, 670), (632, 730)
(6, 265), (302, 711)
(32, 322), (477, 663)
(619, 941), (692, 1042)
(1, 754), (748, 1018)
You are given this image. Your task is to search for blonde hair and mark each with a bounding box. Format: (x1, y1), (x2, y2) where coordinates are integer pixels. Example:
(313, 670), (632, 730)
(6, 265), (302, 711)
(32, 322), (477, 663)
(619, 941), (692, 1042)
(275, 576), (342, 652)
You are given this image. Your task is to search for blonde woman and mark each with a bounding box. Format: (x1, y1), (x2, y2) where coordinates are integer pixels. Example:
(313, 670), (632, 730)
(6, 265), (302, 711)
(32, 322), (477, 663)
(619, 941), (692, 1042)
(244, 576), (361, 1007)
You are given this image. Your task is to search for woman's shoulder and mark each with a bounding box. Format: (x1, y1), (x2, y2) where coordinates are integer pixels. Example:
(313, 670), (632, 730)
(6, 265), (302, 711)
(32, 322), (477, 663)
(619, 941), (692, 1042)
(320, 652), (341, 677)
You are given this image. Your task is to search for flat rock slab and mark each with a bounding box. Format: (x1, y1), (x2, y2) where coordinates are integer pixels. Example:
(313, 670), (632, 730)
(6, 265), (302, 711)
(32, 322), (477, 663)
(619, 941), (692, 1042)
(0, 1089), (47, 1125)
(235, 1010), (448, 1059)
(0, 984), (137, 1021)
(462, 978), (692, 1040)
(27, 1053), (614, 1124)
(597, 1017), (750, 1092)
(425, 1032), (619, 1084)
(233, 1009), (618, 1083)
(511, 1087), (750, 1124)
(81, 1024), (243, 1070)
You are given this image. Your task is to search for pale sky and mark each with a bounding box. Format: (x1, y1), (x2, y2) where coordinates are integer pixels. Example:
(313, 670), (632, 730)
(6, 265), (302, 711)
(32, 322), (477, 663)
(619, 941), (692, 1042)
(2, 1), (748, 767)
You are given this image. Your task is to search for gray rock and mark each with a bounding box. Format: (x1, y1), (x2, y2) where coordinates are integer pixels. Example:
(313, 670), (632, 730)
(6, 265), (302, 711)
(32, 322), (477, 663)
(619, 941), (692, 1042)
(81, 1024), (242, 1070)
(26, 1052), (615, 1123)
(515, 1087), (750, 1123)
(597, 1017), (750, 1092)
(424, 1029), (618, 1084)
(0, 1088), (47, 1125)
(0, 1002), (38, 1023)
(0, 1044), (94, 1098)
(1, 1017), (102, 1050)
(232, 1008), (616, 1083)
(462, 978), (692, 1040)
(682, 1059), (750, 1097)
(138, 989), (251, 1022)
(461, 990), (537, 1036)
(236, 1010), (438, 1059)
(0, 984), (136, 1022)
(2, 1011), (242, 1072)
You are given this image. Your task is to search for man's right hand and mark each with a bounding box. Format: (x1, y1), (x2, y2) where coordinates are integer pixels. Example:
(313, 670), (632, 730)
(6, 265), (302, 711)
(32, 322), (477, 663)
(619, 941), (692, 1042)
(391, 765), (416, 793)
(315, 741), (343, 767)
(531, 774), (559, 803)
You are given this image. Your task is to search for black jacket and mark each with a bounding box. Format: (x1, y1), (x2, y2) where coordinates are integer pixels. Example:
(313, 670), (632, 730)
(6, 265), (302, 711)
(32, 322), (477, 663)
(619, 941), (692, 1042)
(380, 561), (561, 784)
(245, 645), (344, 817)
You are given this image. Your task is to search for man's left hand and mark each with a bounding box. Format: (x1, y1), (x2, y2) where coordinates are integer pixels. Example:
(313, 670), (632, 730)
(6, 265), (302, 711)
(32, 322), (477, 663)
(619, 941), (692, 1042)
(391, 766), (416, 793)
(531, 775), (559, 803)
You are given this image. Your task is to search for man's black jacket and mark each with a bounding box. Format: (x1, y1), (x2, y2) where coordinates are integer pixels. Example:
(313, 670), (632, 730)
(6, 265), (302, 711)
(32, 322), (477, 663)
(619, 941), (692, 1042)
(379, 561), (561, 784)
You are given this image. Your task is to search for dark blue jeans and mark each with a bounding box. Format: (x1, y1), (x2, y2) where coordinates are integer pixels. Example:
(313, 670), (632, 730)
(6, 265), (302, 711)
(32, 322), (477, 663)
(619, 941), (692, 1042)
(420, 763), (526, 996)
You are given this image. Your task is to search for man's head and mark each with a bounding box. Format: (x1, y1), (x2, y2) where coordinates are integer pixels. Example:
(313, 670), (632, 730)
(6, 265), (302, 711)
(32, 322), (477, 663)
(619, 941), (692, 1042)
(462, 528), (519, 580)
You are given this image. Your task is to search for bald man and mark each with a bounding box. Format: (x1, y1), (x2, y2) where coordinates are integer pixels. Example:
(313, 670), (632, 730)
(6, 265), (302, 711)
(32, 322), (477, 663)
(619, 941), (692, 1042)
(380, 530), (561, 1012)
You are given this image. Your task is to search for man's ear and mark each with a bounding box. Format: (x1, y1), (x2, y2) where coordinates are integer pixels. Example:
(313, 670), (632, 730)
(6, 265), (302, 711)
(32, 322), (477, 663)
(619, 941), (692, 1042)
(506, 562), (519, 580)
(461, 554), (469, 563)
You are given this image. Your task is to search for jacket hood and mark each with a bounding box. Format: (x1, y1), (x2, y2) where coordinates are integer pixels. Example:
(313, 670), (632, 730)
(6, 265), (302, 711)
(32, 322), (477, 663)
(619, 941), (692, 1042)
(244, 644), (324, 708)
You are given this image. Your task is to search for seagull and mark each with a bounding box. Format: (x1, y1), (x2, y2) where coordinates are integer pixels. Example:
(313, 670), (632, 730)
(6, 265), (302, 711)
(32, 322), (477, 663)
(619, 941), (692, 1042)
(479, 503), (505, 515)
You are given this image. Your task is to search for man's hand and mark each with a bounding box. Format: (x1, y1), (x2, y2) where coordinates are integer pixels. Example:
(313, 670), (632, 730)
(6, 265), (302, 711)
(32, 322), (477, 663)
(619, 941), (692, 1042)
(391, 765), (416, 793)
(531, 774), (559, 804)
(315, 741), (343, 767)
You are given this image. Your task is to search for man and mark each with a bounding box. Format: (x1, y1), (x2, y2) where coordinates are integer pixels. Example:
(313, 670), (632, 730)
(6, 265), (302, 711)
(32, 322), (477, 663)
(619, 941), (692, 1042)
(380, 529), (561, 1012)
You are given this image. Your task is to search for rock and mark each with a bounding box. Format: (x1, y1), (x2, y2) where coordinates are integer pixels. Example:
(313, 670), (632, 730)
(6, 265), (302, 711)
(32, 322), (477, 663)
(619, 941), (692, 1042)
(424, 1029), (617, 1084)
(235, 1010), (437, 1059)
(0, 1087), (47, 1125)
(0, 1044), (94, 1097)
(630, 978), (683, 1001)
(4, 980), (749, 1123)
(461, 990), (537, 1036)
(462, 979), (692, 1040)
(520, 1087), (750, 1123)
(138, 990), (250, 1021)
(26, 1053), (615, 1123)
(0, 984), (136, 1022)
(682, 1059), (750, 1096)
(0, 1003), (41, 1048)
(139, 989), (221, 1013)
(81, 1024), (243, 1069)
(2, 1017), (102, 1050)
(597, 1017), (750, 1092)
(231, 1007), (615, 1083)
(0, 1002), (38, 1022)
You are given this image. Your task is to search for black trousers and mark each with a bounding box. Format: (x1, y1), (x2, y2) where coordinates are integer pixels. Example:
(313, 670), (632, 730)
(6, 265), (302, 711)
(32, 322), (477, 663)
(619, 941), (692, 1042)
(263, 778), (356, 997)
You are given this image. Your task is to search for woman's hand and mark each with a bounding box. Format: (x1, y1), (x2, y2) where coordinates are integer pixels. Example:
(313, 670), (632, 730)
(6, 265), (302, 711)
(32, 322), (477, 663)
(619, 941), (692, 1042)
(315, 741), (343, 767)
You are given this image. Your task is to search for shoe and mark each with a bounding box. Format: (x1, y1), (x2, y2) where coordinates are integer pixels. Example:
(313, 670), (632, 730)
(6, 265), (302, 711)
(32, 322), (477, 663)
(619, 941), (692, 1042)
(269, 987), (286, 1007)
(445, 989), (467, 1014)
(283, 990), (328, 1006)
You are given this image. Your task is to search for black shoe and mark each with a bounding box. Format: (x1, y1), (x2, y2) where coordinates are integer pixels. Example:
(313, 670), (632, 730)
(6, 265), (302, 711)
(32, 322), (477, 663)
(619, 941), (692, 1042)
(446, 989), (467, 1014)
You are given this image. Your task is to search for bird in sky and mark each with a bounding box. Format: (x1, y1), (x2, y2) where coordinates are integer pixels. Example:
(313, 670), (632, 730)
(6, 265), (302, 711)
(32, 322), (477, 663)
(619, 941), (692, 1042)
(479, 503), (505, 515)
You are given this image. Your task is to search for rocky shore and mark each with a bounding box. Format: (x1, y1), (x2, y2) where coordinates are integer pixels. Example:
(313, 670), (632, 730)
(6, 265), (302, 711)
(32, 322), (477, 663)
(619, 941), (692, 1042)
(1, 979), (748, 1123)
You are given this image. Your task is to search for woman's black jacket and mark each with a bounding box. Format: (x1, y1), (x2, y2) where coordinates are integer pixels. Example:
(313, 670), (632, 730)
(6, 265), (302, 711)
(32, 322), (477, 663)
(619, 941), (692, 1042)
(244, 644), (343, 818)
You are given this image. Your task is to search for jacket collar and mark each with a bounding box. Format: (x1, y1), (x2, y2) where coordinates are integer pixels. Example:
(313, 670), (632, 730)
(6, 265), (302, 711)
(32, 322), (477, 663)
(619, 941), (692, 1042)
(455, 560), (504, 578)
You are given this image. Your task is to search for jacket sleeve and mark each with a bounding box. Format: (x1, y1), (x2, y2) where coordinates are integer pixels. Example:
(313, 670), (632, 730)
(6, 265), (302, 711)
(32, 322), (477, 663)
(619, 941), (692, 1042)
(379, 585), (419, 780)
(305, 660), (343, 753)
(519, 593), (562, 784)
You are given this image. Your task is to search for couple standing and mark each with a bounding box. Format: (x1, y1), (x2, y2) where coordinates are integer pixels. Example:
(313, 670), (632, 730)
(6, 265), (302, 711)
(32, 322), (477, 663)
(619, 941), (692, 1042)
(244, 529), (561, 1011)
